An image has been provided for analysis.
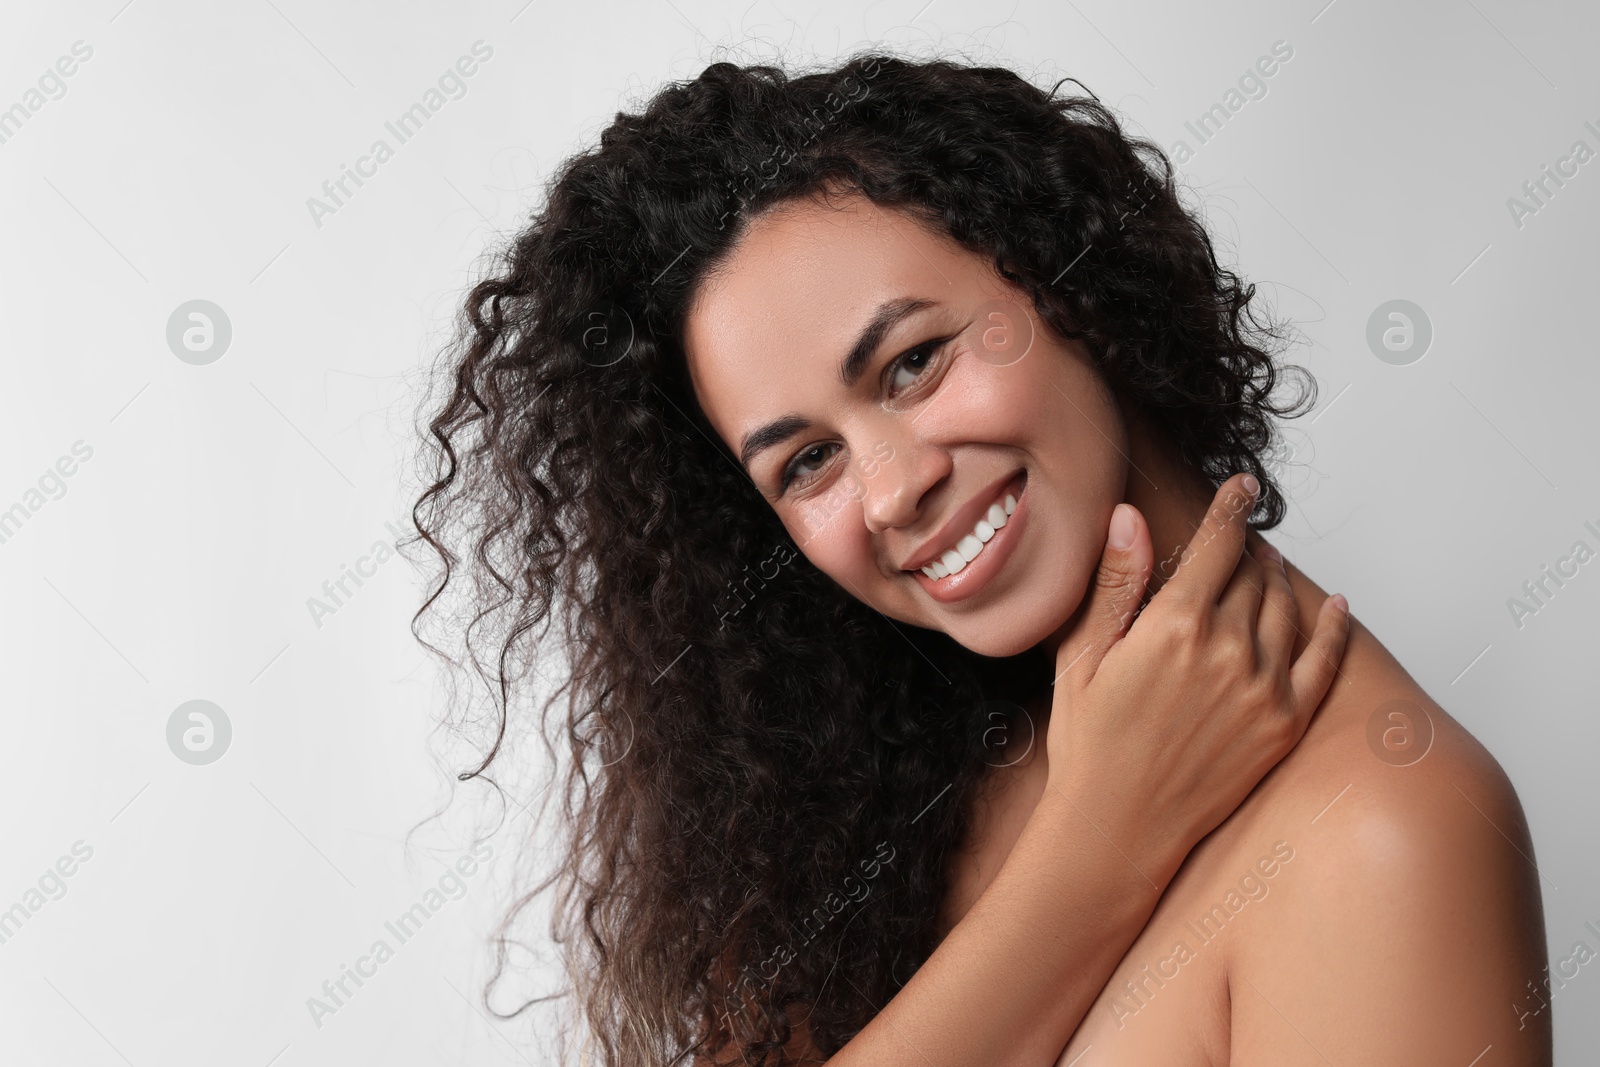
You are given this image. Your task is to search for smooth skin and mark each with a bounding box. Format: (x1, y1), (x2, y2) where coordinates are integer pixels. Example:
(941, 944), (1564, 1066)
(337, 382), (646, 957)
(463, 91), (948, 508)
(684, 189), (1548, 1066)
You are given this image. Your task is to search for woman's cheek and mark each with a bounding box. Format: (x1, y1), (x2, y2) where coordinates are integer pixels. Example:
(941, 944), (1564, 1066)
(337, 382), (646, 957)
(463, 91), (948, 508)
(1054, 509), (1114, 616)
(939, 343), (1055, 442)
(787, 476), (873, 576)
(947, 347), (1010, 411)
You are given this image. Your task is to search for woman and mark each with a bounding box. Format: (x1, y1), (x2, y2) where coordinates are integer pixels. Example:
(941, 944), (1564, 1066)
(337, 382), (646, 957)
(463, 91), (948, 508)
(414, 53), (1549, 1065)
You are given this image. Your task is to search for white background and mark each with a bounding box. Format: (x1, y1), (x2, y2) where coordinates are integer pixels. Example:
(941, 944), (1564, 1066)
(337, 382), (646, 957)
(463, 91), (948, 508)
(1, 0), (1597, 1063)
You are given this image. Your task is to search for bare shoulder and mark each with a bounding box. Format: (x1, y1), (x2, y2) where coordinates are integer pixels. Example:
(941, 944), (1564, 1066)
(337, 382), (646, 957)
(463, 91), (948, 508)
(1224, 625), (1551, 1065)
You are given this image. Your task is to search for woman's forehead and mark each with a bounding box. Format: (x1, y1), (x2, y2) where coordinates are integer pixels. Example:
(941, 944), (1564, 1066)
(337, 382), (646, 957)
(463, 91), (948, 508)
(683, 195), (978, 437)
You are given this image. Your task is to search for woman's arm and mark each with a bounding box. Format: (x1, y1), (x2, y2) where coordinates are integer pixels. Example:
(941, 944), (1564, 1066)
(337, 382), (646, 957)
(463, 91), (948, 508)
(699, 795), (1206, 1067)
(701, 475), (1352, 1067)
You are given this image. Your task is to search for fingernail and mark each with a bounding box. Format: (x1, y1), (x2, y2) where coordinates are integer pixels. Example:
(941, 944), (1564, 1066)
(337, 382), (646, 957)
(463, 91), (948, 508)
(1261, 542), (1282, 564)
(1241, 473), (1260, 496)
(1108, 503), (1135, 549)
(1331, 593), (1349, 614)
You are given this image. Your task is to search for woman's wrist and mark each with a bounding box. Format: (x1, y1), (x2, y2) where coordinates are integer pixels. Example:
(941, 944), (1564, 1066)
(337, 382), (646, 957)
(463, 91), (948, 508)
(1034, 768), (1191, 897)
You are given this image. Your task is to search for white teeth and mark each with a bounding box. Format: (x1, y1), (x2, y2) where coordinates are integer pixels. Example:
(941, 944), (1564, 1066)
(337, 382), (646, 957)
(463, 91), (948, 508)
(914, 481), (1023, 582)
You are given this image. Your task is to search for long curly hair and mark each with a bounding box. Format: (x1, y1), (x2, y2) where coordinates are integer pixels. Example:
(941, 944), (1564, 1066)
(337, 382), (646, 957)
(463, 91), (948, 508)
(411, 50), (1313, 1066)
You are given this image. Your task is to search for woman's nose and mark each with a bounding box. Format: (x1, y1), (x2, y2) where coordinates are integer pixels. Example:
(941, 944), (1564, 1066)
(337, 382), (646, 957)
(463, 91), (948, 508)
(859, 434), (949, 535)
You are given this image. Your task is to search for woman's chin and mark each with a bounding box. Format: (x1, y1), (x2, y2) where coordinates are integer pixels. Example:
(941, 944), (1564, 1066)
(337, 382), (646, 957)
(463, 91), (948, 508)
(943, 615), (1059, 660)
(939, 584), (1093, 659)
(885, 577), (1087, 659)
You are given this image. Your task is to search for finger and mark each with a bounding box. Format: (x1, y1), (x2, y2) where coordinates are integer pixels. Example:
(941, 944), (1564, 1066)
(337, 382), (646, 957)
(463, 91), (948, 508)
(1160, 473), (1258, 609)
(1288, 594), (1352, 715)
(1055, 502), (1154, 686)
(1216, 539), (1267, 636)
(1253, 540), (1298, 675)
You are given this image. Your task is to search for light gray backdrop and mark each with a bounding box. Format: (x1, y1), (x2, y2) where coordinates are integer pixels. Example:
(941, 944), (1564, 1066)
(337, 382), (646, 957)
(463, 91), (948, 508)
(2, 0), (1596, 1063)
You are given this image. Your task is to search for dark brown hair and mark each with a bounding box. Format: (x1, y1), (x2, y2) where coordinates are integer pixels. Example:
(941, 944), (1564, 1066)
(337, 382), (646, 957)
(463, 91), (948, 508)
(411, 50), (1310, 1066)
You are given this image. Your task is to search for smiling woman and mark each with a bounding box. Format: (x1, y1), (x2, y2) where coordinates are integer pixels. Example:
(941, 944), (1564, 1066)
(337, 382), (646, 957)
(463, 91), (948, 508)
(685, 191), (1129, 655)
(413, 52), (1548, 1067)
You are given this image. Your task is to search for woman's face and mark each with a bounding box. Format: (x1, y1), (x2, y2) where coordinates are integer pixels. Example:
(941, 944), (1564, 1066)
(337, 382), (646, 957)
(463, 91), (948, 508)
(684, 191), (1129, 658)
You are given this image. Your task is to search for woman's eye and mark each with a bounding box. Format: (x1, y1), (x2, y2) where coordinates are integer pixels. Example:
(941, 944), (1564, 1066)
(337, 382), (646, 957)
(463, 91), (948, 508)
(886, 338), (949, 398)
(781, 442), (840, 491)
(776, 338), (951, 495)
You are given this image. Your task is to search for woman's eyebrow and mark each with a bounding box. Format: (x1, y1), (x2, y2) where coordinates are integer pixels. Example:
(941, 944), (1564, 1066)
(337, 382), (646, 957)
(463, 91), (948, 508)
(739, 413), (810, 472)
(738, 296), (937, 471)
(837, 297), (937, 387)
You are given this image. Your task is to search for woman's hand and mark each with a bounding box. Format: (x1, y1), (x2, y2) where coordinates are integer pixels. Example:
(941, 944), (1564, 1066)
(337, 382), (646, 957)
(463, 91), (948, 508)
(791, 474), (1351, 1067)
(1043, 472), (1351, 883)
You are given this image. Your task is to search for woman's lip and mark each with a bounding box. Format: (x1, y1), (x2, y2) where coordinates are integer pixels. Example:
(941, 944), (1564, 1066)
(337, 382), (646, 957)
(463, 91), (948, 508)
(901, 468), (1027, 572)
(908, 471), (1028, 604)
